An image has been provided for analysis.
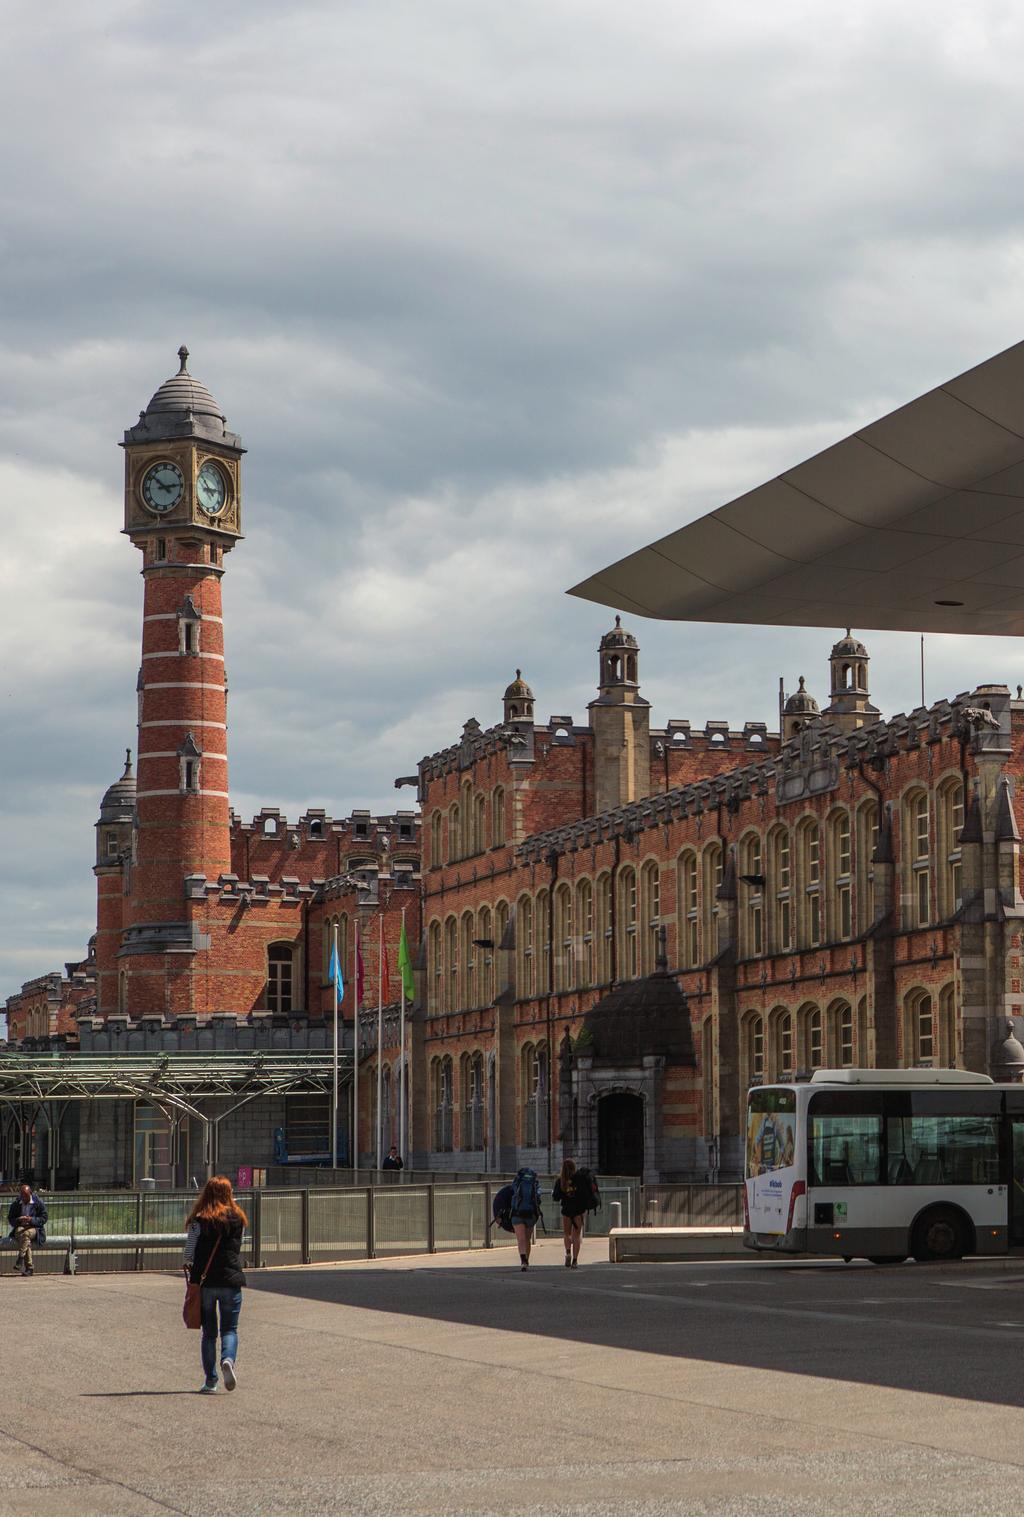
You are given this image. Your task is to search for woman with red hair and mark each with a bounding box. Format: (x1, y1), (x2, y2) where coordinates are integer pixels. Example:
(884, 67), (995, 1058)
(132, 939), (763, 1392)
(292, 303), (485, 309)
(183, 1176), (248, 1394)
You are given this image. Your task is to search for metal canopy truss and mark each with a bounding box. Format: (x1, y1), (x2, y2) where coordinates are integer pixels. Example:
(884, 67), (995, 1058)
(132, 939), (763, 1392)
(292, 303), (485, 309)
(568, 339), (1024, 636)
(0, 1053), (352, 1184)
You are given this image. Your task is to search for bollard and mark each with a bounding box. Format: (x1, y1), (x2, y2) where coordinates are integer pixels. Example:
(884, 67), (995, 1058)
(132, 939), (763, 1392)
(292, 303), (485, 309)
(609, 1201), (622, 1230)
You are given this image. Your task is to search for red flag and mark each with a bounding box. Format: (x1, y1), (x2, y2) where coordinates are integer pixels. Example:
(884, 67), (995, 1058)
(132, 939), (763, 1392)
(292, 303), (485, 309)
(356, 932), (365, 1010)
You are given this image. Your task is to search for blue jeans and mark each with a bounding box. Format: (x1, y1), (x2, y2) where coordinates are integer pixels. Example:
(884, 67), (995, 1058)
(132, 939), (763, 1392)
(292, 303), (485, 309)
(200, 1286), (242, 1383)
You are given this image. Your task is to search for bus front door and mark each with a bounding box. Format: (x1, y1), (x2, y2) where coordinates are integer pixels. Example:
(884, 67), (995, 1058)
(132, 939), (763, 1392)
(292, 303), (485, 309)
(1010, 1121), (1024, 1247)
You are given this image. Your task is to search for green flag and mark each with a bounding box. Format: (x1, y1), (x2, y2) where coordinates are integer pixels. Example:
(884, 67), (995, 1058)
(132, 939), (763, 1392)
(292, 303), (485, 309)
(398, 917), (416, 1002)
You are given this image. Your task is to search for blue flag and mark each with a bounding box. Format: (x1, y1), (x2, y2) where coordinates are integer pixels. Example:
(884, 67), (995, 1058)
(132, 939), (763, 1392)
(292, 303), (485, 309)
(328, 942), (344, 1001)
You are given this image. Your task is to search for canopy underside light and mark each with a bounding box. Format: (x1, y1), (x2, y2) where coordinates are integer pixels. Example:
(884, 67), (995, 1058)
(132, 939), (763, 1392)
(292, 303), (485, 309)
(569, 340), (1024, 636)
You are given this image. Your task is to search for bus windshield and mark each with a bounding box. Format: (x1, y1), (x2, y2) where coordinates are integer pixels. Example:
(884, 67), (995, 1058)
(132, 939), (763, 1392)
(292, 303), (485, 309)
(746, 1088), (797, 1178)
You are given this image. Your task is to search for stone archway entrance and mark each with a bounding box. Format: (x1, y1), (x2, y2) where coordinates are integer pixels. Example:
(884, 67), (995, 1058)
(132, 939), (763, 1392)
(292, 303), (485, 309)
(597, 1091), (644, 1176)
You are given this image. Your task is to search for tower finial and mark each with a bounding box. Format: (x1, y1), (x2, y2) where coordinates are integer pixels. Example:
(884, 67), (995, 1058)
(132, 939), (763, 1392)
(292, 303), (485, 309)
(846, 626), (852, 637)
(614, 614), (621, 628)
(123, 747), (132, 778)
(177, 344), (190, 374)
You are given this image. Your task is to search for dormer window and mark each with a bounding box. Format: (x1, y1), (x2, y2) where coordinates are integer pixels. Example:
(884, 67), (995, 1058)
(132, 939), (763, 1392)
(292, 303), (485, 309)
(177, 594), (202, 656)
(178, 732), (202, 794)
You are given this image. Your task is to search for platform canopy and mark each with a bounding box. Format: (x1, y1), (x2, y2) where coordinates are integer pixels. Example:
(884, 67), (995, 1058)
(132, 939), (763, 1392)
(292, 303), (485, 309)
(0, 1052), (346, 1106)
(568, 340), (1024, 636)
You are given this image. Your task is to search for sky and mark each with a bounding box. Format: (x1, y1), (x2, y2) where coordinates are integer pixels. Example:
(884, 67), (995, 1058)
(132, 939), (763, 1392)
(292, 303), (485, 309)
(4, 0), (1024, 1002)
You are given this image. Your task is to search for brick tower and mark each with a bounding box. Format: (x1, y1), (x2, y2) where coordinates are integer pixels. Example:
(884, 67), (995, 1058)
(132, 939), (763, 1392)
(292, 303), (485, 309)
(118, 348), (245, 1017)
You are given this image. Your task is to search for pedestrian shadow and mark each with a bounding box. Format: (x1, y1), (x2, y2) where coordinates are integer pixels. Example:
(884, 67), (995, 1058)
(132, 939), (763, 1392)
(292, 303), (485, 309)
(80, 1390), (202, 1397)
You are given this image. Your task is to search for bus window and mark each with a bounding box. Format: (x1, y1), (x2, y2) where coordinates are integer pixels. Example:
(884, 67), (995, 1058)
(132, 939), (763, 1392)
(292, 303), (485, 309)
(813, 1104), (885, 1183)
(886, 1113), (999, 1185)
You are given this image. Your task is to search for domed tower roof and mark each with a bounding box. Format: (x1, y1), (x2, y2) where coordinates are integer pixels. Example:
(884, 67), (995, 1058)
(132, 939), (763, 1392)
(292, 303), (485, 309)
(831, 628), (868, 659)
(98, 749), (136, 824)
(504, 669), (534, 701)
(599, 615), (638, 651)
(123, 346), (243, 447)
(784, 676), (819, 717)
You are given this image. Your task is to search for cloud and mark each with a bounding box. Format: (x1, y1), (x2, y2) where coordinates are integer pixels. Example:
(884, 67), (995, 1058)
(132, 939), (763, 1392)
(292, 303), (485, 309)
(3, 0), (1024, 996)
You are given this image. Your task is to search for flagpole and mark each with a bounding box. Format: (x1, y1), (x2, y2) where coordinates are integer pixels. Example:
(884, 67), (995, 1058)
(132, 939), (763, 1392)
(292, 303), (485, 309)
(353, 919), (359, 1181)
(376, 911), (384, 1172)
(331, 921), (339, 1169)
(399, 907), (407, 1167)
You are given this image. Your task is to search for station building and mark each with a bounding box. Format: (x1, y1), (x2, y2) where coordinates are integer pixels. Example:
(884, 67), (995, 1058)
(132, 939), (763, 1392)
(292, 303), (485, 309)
(6, 346), (1024, 1185)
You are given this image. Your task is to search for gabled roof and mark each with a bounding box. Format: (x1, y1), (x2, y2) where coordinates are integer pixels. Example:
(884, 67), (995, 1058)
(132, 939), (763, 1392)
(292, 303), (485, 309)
(569, 340), (1024, 636)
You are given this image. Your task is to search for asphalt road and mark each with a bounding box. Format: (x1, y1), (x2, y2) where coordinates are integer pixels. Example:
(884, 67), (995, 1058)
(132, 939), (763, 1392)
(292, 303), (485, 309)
(4, 1238), (1024, 1514)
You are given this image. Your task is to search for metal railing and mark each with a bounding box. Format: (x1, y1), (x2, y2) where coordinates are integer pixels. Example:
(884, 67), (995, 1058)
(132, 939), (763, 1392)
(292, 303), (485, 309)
(13, 1176), (641, 1274)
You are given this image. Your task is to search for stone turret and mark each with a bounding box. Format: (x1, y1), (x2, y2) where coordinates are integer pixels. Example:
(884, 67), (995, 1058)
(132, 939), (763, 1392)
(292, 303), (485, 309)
(823, 630), (879, 733)
(588, 618), (651, 815)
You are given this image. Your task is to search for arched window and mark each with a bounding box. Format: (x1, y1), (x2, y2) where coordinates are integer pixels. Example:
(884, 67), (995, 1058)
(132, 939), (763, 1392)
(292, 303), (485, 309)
(462, 1051), (485, 1150)
(267, 943), (294, 1014)
(798, 819), (822, 946)
(443, 916), (458, 1012)
(802, 1004), (823, 1069)
(492, 787), (506, 847)
(553, 883), (573, 992)
(743, 1013), (765, 1089)
(461, 782), (473, 858)
(495, 899), (510, 989)
(428, 920), (442, 1014)
(905, 790), (930, 928)
(516, 896), (534, 998)
(769, 1007), (793, 1080)
(701, 1016), (714, 1136)
(522, 1042), (547, 1148)
(938, 777), (965, 917)
(678, 851), (699, 968)
(857, 800), (879, 932)
(740, 833), (764, 958)
(829, 999), (854, 1066)
(536, 888), (551, 995)
(474, 793), (486, 856)
(640, 860), (661, 973)
(595, 873), (613, 982)
(460, 912), (475, 1008)
(576, 879), (594, 987)
(433, 1057), (454, 1151)
(430, 810), (442, 869)
(447, 804), (460, 864)
(770, 828), (792, 952)
(829, 810), (852, 940)
(478, 907), (493, 1003)
(904, 988), (934, 1066)
(619, 867), (638, 978)
(703, 843), (723, 958)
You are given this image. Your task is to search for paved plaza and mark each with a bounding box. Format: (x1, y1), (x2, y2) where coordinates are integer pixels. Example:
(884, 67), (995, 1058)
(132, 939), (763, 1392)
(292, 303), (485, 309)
(4, 1239), (1024, 1513)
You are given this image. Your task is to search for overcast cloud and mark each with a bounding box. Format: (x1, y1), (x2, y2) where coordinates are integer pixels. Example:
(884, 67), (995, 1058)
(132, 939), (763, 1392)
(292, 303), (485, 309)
(4, 0), (1024, 1000)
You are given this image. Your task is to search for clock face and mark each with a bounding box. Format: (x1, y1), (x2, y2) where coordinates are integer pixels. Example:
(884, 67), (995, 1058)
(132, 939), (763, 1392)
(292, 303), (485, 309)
(196, 461), (228, 516)
(141, 461), (184, 514)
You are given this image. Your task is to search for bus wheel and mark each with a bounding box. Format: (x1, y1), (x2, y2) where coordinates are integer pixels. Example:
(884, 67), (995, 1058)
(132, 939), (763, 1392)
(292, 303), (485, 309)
(867, 1255), (907, 1265)
(911, 1207), (967, 1262)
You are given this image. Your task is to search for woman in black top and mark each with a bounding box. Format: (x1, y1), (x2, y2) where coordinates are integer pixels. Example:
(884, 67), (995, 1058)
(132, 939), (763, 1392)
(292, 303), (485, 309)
(552, 1158), (586, 1269)
(184, 1176), (248, 1394)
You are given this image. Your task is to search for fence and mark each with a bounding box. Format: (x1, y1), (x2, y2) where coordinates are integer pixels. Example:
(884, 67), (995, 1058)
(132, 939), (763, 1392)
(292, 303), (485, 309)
(19, 1176), (641, 1274)
(641, 1184), (743, 1227)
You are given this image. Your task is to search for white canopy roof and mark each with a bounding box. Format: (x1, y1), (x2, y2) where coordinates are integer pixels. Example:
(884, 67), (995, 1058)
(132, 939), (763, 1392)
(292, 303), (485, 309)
(568, 340), (1024, 636)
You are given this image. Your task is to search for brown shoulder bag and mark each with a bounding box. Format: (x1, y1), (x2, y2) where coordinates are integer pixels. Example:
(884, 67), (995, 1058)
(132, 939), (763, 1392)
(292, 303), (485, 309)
(182, 1234), (221, 1330)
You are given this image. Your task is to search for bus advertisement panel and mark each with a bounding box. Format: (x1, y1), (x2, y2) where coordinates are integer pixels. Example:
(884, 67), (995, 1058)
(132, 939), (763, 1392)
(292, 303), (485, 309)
(745, 1087), (798, 1234)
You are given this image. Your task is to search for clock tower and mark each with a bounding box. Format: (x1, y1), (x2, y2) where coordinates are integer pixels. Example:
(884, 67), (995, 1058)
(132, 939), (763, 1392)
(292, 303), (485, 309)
(118, 348), (245, 1016)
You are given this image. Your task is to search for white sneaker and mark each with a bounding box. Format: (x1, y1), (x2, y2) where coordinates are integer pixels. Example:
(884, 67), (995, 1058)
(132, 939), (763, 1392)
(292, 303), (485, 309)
(199, 1382), (217, 1395)
(221, 1359), (237, 1391)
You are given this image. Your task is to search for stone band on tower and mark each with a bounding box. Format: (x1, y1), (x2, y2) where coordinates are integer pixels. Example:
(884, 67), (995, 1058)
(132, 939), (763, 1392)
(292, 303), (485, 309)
(116, 349), (245, 1017)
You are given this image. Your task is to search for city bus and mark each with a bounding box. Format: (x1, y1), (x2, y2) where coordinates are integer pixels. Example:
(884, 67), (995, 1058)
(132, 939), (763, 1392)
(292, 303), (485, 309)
(744, 1068), (1024, 1263)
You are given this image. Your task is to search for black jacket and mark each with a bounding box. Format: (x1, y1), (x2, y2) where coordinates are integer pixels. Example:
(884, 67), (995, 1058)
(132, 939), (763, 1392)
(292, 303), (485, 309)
(188, 1217), (246, 1289)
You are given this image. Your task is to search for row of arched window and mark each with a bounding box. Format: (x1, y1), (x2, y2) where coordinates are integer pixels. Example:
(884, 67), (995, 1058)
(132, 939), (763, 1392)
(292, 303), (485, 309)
(425, 1044), (547, 1152)
(428, 785), (506, 868)
(423, 780), (966, 1012)
(720, 985), (958, 1110)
